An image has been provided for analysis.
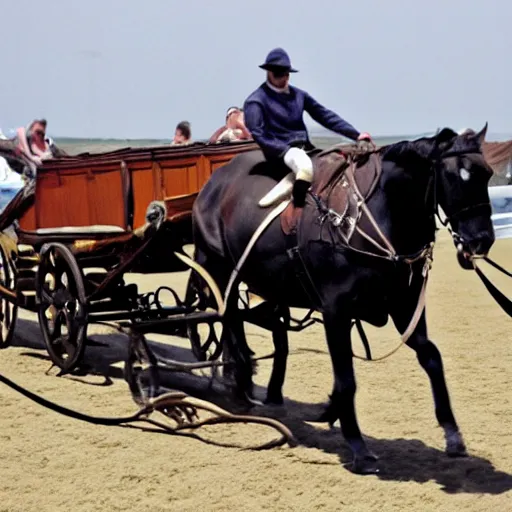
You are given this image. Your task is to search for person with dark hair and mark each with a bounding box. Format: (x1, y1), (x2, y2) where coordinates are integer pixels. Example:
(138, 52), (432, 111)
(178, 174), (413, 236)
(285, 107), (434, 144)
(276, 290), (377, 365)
(244, 48), (372, 206)
(209, 107), (252, 143)
(14, 118), (66, 167)
(172, 121), (192, 145)
(27, 119), (55, 157)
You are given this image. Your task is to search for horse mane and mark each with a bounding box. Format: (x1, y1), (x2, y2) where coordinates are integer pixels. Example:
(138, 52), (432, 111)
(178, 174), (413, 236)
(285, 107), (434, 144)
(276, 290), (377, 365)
(316, 128), (482, 193)
(380, 138), (435, 162)
(379, 128), (481, 164)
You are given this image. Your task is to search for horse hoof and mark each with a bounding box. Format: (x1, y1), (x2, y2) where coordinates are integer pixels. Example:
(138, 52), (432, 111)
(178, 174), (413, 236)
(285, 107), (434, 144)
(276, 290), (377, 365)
(265, 391), (284, 406)
(446, 442), (468, 457)
(445, 430), (468, 457)
(350, 453), (380, 475)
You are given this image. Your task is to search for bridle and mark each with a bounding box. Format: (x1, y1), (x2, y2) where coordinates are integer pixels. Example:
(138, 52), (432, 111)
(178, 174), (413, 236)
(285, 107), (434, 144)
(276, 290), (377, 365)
(427, 149), (500, 277)
(318, 145), (512, 325)
(428, 148), (491, 239)
(432, 150), (512, 317)
(311, 143), (510, 363)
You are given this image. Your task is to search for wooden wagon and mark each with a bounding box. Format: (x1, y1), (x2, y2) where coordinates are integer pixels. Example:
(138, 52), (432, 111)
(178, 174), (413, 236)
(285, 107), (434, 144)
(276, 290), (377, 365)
(0, 140), (259, 373)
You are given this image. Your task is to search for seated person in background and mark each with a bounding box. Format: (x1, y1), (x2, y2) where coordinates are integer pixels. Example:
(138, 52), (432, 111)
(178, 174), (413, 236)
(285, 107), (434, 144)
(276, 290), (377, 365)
(32, 119), (67, 156)
(28, 119), (53, 158)
(25, 119), (62, 159)
(14, 118), (65, 170)
(172, 121), (192, 145)
(209, 107), (252, 143)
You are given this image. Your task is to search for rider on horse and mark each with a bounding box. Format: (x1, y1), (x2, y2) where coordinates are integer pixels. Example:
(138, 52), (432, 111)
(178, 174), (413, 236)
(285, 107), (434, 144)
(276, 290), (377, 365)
(243, 48), (372, 207)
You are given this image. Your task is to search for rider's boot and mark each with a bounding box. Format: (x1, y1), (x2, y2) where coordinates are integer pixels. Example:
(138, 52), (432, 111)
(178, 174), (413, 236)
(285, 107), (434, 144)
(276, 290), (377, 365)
(292, 178), (310, 207)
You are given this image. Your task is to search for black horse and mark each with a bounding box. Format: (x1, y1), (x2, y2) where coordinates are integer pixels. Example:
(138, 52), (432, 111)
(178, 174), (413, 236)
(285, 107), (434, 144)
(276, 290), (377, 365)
(189, 125), (495, 474)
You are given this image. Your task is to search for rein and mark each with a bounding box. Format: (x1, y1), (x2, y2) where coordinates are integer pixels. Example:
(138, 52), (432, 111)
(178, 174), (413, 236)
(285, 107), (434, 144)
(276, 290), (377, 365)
(314, 155), (436, 361)
(347, 147), (512, 329)
(218, 141), (510, 367)
(317, 145), (512, 359)
(436, 190), (512, 318)
(313, 157), (435, 265)
(471, 256), (512, 316)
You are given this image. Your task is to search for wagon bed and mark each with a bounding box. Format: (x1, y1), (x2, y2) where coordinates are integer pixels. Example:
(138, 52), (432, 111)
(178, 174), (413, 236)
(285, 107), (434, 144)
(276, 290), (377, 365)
(0, 140), (258, 371)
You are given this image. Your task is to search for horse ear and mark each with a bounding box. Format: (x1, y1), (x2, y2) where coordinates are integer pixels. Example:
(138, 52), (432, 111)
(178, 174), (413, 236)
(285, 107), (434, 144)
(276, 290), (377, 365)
(475, 122), (488, 146)
(435, 127), (457, 144)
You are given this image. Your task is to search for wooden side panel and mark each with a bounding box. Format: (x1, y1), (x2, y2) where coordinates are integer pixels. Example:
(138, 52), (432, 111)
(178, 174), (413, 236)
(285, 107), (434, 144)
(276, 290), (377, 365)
(204, 152), (237, 179)
(36, 172), (91, 228)
(18, 203), (36, 231)
(87, 168), (125, 227)
(25, 142), (258, 231)
(211, 159), (230, 173)
(33, 165), (127, 229)
(196, 155), (211, 190)
(132, 163), (158, 229)
(160, 157), (201, 198)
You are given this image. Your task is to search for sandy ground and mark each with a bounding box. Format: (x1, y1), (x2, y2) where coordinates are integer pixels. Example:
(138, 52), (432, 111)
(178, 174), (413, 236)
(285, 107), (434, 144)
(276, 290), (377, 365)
(0, 230), (511, 512)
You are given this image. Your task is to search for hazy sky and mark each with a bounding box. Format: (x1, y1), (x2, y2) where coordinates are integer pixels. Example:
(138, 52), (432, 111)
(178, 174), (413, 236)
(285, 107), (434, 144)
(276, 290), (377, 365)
(1, 0), (510, 139)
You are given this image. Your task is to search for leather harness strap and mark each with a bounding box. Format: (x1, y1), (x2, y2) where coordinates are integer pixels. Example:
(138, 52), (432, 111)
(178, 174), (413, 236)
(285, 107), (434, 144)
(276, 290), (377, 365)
(284, 221), (324, 312)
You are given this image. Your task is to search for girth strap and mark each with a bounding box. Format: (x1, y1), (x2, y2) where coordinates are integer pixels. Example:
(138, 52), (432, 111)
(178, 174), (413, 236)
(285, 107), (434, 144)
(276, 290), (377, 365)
(284, 218), (323, 312)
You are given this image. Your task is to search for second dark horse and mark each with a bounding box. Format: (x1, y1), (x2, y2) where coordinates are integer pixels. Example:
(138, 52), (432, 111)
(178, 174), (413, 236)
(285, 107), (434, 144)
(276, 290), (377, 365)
(189, 125), (495, 474)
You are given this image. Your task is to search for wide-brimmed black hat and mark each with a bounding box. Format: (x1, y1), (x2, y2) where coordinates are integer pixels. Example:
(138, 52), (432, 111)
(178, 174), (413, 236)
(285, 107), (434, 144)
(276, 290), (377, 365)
(259, 48), (298, 73)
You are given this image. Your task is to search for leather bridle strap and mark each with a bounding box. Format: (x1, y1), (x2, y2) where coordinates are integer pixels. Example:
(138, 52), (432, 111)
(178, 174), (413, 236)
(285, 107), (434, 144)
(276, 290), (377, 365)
(444, 202), (492, 224)
(345, 158), (396, 259)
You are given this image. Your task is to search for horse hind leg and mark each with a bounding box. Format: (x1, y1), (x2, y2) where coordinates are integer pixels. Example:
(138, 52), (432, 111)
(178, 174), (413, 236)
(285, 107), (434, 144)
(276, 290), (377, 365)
(222, 304), (257, 403)
(322, 311), (379, 474)
(209, 271), (257, 403)
(266, 317), (289, 405)
(262, 303), (289, 405)
(239, 300), (289, 405)
(186, 246), (256, 404)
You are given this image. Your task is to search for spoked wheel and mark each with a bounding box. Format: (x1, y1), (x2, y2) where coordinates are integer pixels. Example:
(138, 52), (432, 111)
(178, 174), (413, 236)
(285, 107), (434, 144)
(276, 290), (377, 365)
(0, 244), (17, 348)
(36, 243), (88, 372)
(187, 320), (223, 362)
(184, 266), (224, 362)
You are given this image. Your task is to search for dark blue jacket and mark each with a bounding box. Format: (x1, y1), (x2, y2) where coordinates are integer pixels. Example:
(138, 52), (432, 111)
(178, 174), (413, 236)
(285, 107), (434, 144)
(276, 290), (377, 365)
(244, 83), (360, 159)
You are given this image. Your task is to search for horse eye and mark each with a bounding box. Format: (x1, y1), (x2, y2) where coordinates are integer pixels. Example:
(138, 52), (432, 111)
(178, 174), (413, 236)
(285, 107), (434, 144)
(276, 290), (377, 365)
(459, 168), (471, 181)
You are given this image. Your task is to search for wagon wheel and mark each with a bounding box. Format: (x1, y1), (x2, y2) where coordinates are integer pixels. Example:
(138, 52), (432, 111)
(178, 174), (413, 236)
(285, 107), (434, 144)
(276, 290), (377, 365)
(36, 243), (88, 372)
(182, 261), (224, 362)
(187, 320), (223, 362)
(0, 243), (17, 349)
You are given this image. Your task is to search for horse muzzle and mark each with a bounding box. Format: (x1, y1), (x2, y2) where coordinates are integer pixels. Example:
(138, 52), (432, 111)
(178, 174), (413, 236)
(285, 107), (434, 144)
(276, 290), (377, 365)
(456, 233), (495, 270)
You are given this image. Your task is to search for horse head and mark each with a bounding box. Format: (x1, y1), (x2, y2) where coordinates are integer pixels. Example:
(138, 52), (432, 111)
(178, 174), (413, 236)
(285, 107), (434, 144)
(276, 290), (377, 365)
(433, 123), (495, 269)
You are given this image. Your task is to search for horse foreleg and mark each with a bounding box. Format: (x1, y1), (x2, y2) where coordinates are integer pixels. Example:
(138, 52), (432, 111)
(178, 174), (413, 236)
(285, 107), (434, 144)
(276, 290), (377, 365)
(394, 311), (467, 457)
(322, 312), (379, 474)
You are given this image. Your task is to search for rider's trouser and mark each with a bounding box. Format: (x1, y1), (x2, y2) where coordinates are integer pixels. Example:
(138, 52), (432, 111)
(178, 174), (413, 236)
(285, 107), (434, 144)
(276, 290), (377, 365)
(283, 147), (313, 206)
(283, 147), (313, 183)
(258, 147), (314, 208)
